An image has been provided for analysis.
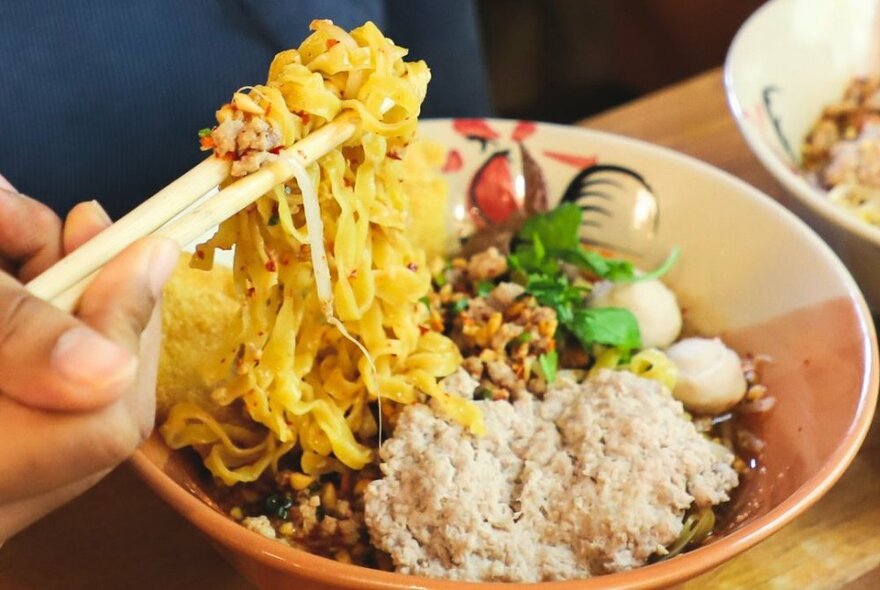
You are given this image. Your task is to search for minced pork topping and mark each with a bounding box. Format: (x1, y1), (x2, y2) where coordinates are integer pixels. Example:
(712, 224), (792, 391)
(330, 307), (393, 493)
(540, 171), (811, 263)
(364, 369), (737, 582)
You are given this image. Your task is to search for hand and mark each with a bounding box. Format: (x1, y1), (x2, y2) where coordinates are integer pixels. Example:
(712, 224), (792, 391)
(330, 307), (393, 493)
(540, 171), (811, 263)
(0, 175), (179, 542)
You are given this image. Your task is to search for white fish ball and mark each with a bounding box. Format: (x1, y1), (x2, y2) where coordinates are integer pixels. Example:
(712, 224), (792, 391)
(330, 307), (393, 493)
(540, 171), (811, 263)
(665, 337), (747, 414)
(590, 279), (682, 349)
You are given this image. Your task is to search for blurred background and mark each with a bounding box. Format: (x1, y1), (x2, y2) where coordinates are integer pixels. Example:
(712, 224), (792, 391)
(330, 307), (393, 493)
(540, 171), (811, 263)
(0, 0), (768, 217)
(478, 0), (765, 122)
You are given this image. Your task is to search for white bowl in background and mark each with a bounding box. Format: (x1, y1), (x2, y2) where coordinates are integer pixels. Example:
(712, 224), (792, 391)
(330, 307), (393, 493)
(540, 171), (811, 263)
(724, 0), (880, 311)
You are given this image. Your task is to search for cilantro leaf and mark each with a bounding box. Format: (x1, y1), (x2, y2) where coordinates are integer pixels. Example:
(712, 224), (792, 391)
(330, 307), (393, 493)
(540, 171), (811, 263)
(198, 127), (213, 138)
(518, 202), (582, 252)
(511, 203), (638, 281)
(502, 204), (677, 354)
(525, 274), (587, 325)
(449, 298), (469, 314)
(522, 271), (642, 352)
(513, 331), (534, 345)
(475, 280), (494, 298)
(559, 247), (636, 281)
(537, 351), (558, 383)
(568, 307), (641, 351)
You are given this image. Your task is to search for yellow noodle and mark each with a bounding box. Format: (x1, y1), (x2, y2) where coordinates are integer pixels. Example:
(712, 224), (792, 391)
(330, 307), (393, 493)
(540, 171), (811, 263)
(160, 19), (483, 484)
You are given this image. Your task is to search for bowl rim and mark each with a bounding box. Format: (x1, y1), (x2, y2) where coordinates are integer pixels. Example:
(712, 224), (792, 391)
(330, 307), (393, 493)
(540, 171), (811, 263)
(132, 119), (880, 589)
(722, 0), (880, 247)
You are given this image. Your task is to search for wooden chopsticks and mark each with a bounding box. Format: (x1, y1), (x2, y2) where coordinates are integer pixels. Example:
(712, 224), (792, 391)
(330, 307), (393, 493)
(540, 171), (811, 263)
(26, 110), (360, 313)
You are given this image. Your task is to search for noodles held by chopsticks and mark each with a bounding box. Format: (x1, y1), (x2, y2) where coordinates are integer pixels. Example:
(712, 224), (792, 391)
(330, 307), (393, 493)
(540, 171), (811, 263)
(160, 20), (483, 485)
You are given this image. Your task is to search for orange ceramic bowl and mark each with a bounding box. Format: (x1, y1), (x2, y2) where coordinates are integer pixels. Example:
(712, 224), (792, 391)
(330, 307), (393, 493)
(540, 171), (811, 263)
(132, 120), (879, 589)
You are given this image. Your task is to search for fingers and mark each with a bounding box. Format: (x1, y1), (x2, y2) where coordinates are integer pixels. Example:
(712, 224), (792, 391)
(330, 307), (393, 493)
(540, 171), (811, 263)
(77, 236), (179, 353)
(0, 275), (135, 411)
(0, 189), (63, 282)
(0, 394), (141, 502)
(0, 238), (177, 510)
(63, 201), (112, 254)
(0, 306), (165, 505)
(0, 307), (160, 502)
(0, 238), (177, 412)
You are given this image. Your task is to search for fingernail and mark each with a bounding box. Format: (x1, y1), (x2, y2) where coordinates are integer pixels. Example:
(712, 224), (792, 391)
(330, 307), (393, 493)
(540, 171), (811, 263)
(51, 326), (137, 390)
(88, 200), (113, 226)
(148, 239), (180, 298)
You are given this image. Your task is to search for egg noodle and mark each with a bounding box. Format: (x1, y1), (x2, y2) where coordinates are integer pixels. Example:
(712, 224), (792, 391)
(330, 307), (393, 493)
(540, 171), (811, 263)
(160, 20), (483, 486)
(590, 348), (678, 392)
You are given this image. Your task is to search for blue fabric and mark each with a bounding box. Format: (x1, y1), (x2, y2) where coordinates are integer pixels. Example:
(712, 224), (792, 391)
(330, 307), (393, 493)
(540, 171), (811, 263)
(0, 1), (490, 218)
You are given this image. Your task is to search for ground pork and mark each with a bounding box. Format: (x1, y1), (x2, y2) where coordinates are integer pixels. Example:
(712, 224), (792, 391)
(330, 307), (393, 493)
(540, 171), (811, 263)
(439, 367), (479, 400)
(211, 114), (283, 176)
(242, 515), (278, 540)
(364, 370), (737, 582)
(466, 246), (508, 280)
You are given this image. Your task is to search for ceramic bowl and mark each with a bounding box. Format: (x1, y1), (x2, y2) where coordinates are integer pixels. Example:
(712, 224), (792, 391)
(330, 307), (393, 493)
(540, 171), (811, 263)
(132, 119), (879, 589)
(724, 0), (880, 311)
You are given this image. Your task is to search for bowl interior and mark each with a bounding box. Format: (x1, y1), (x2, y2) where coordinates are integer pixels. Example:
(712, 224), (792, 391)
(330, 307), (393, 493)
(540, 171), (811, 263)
(134, 120), (878, 589)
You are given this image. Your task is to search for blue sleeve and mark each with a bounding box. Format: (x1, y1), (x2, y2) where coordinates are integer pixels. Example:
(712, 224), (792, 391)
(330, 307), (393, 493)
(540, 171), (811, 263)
(0, 0), (490, 217)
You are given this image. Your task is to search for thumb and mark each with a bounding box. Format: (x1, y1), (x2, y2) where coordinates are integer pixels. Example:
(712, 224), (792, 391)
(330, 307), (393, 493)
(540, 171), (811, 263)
(0, 238), (178, 412)
(76, 237), (179, 353)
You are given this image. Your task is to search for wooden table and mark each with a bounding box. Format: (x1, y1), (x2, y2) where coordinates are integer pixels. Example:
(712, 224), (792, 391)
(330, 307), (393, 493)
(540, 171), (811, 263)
(3, 68), (880, 589)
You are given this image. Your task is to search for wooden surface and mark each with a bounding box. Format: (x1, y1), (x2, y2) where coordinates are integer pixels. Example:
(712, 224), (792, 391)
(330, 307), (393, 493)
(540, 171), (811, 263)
(3, 68), (879, 589)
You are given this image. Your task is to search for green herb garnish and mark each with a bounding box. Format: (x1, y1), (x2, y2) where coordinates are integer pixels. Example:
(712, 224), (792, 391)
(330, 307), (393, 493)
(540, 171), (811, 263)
(449, 298), (469, 314)
(475, 280), (494, 298)
(419, 296), (431, 309)
(474, 387), (493, 401)
(569, 308), (641, 351)
(198, 127), (213, 138)
(513, 331), (534, 345)
(510, 203), (637, 280)
(505, 203), (672, 352)
(510, 203), (678, 283)
(537, 351), (558, 383)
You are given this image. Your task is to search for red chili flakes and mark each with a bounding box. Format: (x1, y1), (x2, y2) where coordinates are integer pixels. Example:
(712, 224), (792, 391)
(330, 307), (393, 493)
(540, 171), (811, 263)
(386, 151), (402, 160)
(418, 325), (430, 335)
(297, 112), (310, 125)
(247, 287), (256, 297)
(327, 38), (339, 49)
(269, 145), (283, 155)
(265, 260), (277, 272)
(406, 262), (418, 272)
(195, 249), (206, 260)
